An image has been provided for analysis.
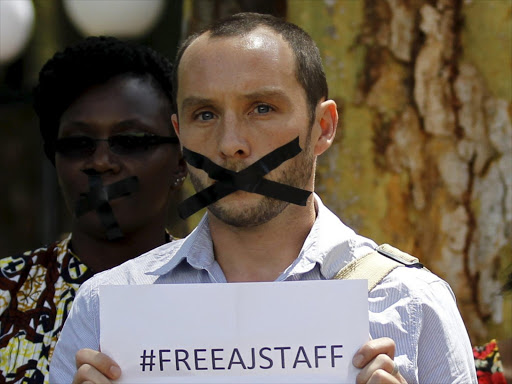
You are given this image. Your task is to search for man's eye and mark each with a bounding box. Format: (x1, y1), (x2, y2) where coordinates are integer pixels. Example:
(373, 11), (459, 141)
(254, 104), (272, 114)
(198, 111), (215, 121)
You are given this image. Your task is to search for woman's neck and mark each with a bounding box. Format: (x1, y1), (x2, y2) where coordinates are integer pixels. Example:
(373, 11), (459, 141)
(70, 224), (169, 273)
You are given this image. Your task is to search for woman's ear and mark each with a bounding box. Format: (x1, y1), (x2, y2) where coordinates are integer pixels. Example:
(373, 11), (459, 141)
(313, 100), (338, 156)
(175, 156), (187, 179)
(170, 156), (187, 190)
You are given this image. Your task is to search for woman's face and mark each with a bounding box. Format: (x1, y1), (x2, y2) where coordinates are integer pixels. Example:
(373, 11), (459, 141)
(55, 74), (185, 240)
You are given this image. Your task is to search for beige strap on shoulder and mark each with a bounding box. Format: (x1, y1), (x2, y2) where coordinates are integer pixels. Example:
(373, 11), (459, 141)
(333, 244), (423, 292)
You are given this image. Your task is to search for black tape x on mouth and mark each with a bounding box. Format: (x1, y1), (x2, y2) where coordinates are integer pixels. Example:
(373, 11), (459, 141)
(75, 175), (139, 240)
(178, 136), (311, 219)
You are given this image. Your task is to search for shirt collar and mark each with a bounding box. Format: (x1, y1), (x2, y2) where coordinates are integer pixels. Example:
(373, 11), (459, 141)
(145, 214), (214, 276)
(277, 193), (365, 280)
(145, 193), (374, 280)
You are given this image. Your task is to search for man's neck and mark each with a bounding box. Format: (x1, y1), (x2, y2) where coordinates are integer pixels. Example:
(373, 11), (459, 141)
(70, 222), (169, 273)
(209, 199), (317, 282)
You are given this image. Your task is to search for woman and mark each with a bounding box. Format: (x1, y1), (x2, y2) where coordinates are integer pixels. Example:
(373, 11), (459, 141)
(0, 36), (186, 384)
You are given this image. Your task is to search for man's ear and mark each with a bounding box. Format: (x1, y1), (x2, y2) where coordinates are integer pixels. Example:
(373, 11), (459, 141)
(171, 113), (187, 179)
(313, 100), (338, 156)
(171, 113), (180, 137)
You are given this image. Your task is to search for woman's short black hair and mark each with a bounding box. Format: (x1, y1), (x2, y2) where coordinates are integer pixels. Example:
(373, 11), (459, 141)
(34, 36), (174, 164)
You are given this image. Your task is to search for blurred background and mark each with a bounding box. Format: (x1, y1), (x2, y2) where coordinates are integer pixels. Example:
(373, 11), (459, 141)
(0, 0), (510, 346)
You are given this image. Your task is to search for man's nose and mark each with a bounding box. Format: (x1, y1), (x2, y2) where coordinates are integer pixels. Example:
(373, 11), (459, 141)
(217, 114), (251, 160)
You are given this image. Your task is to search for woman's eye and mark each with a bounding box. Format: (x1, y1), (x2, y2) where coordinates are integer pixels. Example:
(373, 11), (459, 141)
(198, 111), (215, 121)
(254, 104), (272, 114)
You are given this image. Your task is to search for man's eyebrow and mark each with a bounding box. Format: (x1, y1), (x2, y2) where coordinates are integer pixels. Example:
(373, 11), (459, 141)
(181, 96), (214, 112)
(241, 89), (291, 102)
(180, 89), (293, 112)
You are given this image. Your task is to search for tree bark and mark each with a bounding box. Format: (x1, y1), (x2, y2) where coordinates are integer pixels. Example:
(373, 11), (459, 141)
(289, 0), (512, 344)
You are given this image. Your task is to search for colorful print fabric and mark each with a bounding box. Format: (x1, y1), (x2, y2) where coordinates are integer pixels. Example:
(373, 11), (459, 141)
(0, 235), (93, 383)
(474, 339), (507, 384)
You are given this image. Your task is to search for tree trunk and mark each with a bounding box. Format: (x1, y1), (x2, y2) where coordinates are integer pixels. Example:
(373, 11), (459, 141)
(289, 0), (512, 344)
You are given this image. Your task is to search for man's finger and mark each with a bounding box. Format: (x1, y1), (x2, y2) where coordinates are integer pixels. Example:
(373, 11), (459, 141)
(73, 363), (114, 384)
(352, 337), (396, 368)
(75, 349), (121, 380)
(367, 370), (402, 384)
(355, 353), (395, 384)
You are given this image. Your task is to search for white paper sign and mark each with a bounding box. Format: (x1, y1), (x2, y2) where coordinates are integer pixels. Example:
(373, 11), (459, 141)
(100, 280), (368, 383)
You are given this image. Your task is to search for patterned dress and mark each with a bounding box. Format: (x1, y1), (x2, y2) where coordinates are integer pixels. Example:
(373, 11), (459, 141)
(474, 339), (507, 384)
(0, 235), (93, 384)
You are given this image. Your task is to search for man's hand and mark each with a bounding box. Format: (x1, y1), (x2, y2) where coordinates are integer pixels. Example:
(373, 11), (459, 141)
(352, 338), (407, 384)
(72, 349), (121, 384)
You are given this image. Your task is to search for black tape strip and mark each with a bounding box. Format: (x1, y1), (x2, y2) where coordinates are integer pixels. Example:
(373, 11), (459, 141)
(178, 137), (311, 219)
(75, 176), (139, 217)
(96, 201), (123, 240)
(75, 175), (139, 240)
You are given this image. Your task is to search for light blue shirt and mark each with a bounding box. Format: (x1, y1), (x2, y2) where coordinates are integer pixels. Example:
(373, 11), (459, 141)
(49, 195), (477, 383)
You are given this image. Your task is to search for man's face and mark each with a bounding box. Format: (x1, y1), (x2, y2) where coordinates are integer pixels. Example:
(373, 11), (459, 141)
(173, 28), (316, 227)
(55, 75), (184, 239)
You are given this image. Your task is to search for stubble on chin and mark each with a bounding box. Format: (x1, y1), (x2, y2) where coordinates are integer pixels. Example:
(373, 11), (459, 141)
(210, 195), (290, 227)
(188, 172), (281, 227)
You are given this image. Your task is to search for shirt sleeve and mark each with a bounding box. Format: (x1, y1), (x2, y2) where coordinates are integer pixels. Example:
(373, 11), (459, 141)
(369, 267), (477, 384)
(49, 278), (101, 384)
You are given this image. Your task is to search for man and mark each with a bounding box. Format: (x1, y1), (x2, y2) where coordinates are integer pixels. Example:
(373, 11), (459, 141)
(0, 36), (186, 384)
(49, 13), (477, 384)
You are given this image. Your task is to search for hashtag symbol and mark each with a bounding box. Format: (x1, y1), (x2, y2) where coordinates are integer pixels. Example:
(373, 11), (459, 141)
(140, 349), (156, 372)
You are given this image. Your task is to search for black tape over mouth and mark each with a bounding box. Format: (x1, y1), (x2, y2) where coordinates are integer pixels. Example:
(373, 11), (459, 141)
(178, 137), (311, 219)
(75, 175), (139, 240)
